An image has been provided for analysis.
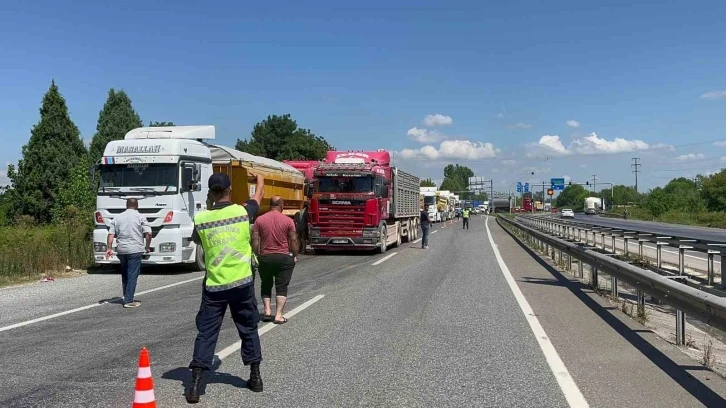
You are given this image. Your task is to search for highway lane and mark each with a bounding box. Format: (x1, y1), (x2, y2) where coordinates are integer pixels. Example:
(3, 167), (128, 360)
(570, 213), (726, 242)
(1, 217), (725, 407)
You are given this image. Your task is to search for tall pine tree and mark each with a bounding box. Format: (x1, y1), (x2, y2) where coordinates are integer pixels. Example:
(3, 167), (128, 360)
(88, 89), (143, 163)
(6, 80), (86, 223)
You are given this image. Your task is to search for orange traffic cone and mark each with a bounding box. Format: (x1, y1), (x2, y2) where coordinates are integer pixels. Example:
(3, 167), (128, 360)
(133, 347), (157, 408)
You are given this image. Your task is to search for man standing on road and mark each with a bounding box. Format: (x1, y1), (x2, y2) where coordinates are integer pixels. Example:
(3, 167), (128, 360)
(186, 171), (265, 403)
(251, 196), (298, 324)
(105, 198), (151, 308)
(420, 206), (431, 249)
(462, 208), (470, 230)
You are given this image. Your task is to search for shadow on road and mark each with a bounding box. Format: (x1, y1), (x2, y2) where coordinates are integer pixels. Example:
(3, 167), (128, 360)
(500, 221), (726, 406)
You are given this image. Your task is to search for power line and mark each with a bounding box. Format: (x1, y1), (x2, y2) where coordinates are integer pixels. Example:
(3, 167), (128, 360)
(631, 158), (642, 193)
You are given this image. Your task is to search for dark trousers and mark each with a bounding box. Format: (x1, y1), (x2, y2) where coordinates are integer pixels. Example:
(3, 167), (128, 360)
(258, 254), (295, 298)
(421, 225), (430, 247)
(190, 283), (262, 370)
(463, 218), (469, 229)
(118, 253), (142, 304)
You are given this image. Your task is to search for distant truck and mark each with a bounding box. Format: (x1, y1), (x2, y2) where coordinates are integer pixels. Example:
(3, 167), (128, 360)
(420, 186), (439, 223)
(584, 197), (602, 215)
(91, 125), (305, 270)
(523, 197), (533, 212)
(307, 150), (420, 253)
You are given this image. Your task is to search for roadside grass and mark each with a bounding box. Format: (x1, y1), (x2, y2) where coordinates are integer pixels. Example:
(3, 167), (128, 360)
(0, 220), (93, 287)
(606, 207), (726, 229)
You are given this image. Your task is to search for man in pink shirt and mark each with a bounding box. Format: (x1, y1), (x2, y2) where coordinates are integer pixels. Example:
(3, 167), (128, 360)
(251, 195), (299, 324)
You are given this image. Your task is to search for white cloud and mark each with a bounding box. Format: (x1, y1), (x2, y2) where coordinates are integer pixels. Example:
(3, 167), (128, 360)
(509, 122), (532, 129)
(501, 159), (517, 166)
(532, 132), (653, 156)
(676, 153), (704, 161)
(701, 91), (726, 100)
(407, 127), (444, 143)
(423, 114), (453, 127)
(400, 139), (499, 160)
(0, 166), (9, 188)
(714, 141), (726, 147)
(566, 120), (580, 128)
(579, 164), (588, 168)
(537, 135), (568, 154)
(720, 156), (726, 162)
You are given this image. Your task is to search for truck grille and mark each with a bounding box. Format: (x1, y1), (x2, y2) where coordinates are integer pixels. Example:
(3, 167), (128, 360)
(317, 205), (365, 236)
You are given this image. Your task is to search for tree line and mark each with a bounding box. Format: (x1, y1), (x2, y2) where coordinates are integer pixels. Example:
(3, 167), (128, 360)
(419, 164), (488, 201)
(0, 81), (334, 227)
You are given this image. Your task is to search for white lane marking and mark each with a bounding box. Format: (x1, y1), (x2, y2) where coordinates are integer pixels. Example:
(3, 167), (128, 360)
(216, 294), (325, 360)
(0, 276), (205, 333)
(412, 238), (422, 244)
(431, 230), (439, 235)
(485, 218), (589, 407)
(372, 252), (398, 266)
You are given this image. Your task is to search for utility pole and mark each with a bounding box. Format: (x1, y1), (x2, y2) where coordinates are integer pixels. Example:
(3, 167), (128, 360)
(591, 174), (598, 195)
(631, 158), (641, 193)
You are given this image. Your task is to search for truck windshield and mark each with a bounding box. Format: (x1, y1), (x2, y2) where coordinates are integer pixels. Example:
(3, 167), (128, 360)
(317, 176), (373, 193)
(423, 196), (436, 206)
(99, 163), (179, 195)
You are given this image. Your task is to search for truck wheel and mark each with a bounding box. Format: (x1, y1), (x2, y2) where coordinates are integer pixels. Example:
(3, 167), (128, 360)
(394, 227), (402, 247)
(377, 225), (387, 254)
(195, 244), (206, 271)
(413, 219), (419, 240)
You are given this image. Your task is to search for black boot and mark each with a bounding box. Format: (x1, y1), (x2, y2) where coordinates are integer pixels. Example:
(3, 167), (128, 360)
(186, 368), (204, 403)
(247, 363), (263, 392)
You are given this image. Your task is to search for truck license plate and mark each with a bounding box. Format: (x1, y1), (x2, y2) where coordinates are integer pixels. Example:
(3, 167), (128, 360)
(332, 239), (347, 244)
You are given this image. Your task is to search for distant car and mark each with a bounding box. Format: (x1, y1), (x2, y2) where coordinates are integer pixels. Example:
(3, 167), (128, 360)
(561, 208), (574, 219)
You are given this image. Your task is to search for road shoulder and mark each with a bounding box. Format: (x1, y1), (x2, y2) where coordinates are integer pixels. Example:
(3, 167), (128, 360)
(488, 216), (726, 407)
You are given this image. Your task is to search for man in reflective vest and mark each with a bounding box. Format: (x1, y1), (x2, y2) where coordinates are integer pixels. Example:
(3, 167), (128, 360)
(462, 208), (470, 230)
(186, 171), (265, 403)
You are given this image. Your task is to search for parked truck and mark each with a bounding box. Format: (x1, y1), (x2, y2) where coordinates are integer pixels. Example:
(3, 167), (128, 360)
(420, 186), (439, 223)
(91, 125), (306, 270)
(436, 190), (453, 221)
(584, 197), (602, 215)
(307, 150), (420, 253)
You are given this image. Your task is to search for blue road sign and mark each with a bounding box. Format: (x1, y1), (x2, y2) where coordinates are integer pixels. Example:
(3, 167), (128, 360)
(517, 182), (522, 192)
(524, 182), (529, 193)
(551, 178), (565, 191)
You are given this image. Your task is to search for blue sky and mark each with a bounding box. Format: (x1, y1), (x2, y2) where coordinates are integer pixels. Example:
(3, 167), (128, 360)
(1, 0), (725, 193)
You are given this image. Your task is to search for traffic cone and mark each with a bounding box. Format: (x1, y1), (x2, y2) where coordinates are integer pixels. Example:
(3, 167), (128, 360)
(133, 347), (157, 408)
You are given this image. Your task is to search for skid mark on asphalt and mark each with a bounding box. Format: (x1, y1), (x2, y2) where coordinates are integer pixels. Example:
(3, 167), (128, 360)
(215, 294), (325, 360)
(0, 276), (205, 333)
(485, 217), (589, 408)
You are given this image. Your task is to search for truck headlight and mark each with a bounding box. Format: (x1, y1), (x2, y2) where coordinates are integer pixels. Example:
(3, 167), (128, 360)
(94, 242), (107, 253)
(310, 229), (320, 238)
(159, 243), (176, 253)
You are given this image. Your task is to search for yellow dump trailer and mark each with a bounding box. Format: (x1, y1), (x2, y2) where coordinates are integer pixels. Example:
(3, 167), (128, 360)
(209, 145), (305, 218)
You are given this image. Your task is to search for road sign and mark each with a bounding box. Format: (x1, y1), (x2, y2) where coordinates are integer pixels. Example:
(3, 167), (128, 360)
(517, 182), (522, 193)
(524, 182), (529, 193)
(551, 178), (565, 191)
(547, 188), (554, 196)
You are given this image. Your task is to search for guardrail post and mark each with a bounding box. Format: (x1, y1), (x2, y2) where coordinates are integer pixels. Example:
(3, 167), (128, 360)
(637, 234), (652, 258)
(578, 259), (584, 279)
(611, 235), (617, 254)
(706, 244), (726, 287)
(676, 309), (686, 346)
(601, 231), (606, 250)
(707, 250), (717, 286)
(611, 275), (618, 297)
(655, 240), (668, 269)
(624, 236), (631, 256)
(591, 265), (599, 290)
(637, 290), (645, 316)
(567, 253), (572, 271)
(678, 245), (693, 276)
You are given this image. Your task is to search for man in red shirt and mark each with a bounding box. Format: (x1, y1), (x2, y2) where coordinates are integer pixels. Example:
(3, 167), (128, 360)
(251, 195), (299, 324)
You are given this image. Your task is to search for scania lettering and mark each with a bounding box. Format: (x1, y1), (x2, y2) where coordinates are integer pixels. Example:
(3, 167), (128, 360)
(308, 150), (420, 253)
(91, 125), (305, 270)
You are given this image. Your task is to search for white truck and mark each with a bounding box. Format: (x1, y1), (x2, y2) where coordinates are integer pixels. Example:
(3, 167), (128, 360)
(90, 125), (304, 270)
(584, 197), (602, 215)
(436, 190), (452, 221)
(420, 187), (439, 223)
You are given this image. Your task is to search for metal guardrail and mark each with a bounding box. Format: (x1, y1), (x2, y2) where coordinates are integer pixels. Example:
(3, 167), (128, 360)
(517, 214), (726, 287)
(497, 215), (726, 345)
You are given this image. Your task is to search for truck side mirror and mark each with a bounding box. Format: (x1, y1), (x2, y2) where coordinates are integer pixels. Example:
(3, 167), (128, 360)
(89, 163), (99, 192)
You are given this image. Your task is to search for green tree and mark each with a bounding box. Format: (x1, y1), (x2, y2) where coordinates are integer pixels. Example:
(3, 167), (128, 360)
(600, 185), (641, 206)
(149, 121), (174, 127)
(235, 114), (334, 161)
(51, 154), (96, 224)
(6, 81), (86, 223)
(644, 187), (675, 217)
(701, 170), (726, 212)
(439, 177), (464, 193)
(555, 184), (589, 209)
(663, 177), (705, 211)
(443, 164), (474, 198)
(420, 178), (436, 187)
(88, 89), (143, 163)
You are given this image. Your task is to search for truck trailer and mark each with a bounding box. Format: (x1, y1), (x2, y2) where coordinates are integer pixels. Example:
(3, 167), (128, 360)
(91, 125), (305, 270)
(307, 150), (420, 253)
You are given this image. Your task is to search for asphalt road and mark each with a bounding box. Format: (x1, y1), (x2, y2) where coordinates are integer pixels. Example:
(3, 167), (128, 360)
(1, 216), (725, 407)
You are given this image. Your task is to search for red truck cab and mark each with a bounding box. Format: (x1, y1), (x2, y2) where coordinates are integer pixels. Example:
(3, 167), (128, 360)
(307, 150), (420, 253)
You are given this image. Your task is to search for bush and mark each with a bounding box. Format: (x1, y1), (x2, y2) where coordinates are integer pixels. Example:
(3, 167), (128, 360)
(0, 216), (92, 285)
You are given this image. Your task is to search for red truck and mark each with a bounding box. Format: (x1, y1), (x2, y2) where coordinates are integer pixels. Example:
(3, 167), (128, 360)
(307, 150), (420, 254)
(523, 197), (533, 212)
(283, 160), (320, 254)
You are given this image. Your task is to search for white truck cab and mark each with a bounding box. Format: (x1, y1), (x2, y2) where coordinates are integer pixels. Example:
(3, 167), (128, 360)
(91, 126), (214, 270)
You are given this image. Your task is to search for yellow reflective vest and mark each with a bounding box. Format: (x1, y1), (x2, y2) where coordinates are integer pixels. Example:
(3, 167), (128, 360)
(463, 210), (470, 219)
(194, 204), (253, 291)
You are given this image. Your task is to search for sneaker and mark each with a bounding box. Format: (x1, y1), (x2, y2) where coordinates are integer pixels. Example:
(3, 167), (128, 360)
(123, 301), (141, 308)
